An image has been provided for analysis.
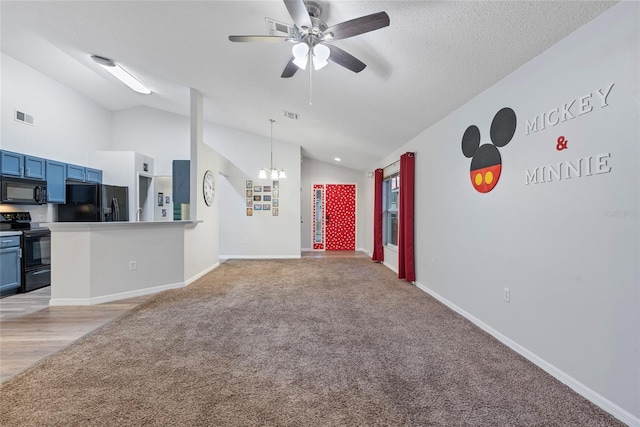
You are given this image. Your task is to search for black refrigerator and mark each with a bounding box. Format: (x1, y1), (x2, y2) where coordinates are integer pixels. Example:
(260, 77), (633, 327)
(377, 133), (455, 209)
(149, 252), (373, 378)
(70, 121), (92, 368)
(57, 184), (129, 222)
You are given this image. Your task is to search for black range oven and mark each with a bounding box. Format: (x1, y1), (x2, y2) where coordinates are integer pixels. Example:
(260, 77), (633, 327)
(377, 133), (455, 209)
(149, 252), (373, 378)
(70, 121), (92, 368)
(22, 227), (51, 292)
(0, 212), (51, 293)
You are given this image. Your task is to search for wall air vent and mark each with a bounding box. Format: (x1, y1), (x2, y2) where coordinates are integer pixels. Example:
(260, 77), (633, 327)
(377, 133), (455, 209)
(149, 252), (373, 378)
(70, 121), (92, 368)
(15, 110), (34, 126)
(265, 18), (296, 37)
(283, 110), (300, 120)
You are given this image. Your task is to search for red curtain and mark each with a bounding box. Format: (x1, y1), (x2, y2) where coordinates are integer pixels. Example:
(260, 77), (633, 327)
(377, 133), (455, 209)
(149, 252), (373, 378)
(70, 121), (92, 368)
(398, 153), (415, 282)
(371, 168), (384, 262)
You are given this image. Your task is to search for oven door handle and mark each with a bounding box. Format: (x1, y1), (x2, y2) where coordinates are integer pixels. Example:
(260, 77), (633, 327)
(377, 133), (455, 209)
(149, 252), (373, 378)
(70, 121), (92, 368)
(31, 269), (51, 275)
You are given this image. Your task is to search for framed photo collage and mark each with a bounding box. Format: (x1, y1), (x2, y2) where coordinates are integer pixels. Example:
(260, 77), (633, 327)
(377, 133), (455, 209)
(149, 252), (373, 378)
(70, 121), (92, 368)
(245, 180), (279, 216)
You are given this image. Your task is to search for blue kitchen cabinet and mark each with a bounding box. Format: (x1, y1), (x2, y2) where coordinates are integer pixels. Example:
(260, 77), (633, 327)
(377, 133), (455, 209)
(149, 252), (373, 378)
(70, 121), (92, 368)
(85, 168), (102, 183)
(0, 151), (25, 177)
(66, 163), (86, 181)
(24, 156), (46, 180)
(0, 151), (46, 180)
(66, 164), (102, 183)
(46, 160), (67, 203)
(0, 235), (21, 297)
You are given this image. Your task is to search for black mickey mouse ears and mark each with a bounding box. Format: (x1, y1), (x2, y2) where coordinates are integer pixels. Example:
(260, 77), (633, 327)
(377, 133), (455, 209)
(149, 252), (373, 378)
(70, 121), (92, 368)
(490, 107), (517, 148)
(461, 107), (517, 158)
(462, 125), (480, 158)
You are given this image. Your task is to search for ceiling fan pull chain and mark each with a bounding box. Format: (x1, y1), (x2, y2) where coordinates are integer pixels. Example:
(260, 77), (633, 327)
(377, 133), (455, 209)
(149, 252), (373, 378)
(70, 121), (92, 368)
(309, 62), (313, 106)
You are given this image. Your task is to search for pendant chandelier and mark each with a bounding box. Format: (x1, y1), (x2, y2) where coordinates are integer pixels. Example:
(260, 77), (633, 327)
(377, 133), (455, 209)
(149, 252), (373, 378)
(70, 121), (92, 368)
(259, 119), (286, 180)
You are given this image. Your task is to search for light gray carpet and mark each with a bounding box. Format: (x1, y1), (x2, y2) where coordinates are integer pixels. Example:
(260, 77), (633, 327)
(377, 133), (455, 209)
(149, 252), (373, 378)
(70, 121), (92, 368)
(0, 258), (624, 426)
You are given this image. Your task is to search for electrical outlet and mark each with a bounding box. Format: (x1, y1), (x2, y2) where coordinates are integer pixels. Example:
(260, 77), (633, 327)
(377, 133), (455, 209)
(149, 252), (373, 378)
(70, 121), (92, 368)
(39, 214), (44, 221)
(503, 287), (510, 302)
(129, 261), (137, 271)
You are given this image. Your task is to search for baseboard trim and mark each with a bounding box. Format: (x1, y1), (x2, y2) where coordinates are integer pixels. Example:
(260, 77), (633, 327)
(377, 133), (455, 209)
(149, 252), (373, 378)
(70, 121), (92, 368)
(219, 255), (302, 260)
(184, 262), (220, 286)
(49, 281), (186, 307)
(383, 261), (398, 273)
(413, 281), (640, 427)
(357, 248), (371, 256)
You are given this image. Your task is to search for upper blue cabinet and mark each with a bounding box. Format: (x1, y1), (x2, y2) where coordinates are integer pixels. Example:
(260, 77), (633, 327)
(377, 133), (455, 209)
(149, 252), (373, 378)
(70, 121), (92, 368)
(85, 168), (102, 183)
(24, 156), (46, 180)
(0, 151), (46, 180)
(1, 150), (103, 204)
(45, 160), (67, 203)
(66, 163), (85, 181)
(0, 151), (23, 177)
(66, 163), (102, 183)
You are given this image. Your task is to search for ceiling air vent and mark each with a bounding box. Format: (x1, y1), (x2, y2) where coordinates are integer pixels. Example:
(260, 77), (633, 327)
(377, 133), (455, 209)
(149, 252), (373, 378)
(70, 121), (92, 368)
(15, 110), (34, 126)
(283, 110), (300, 120)
(265, 18), (296, 37)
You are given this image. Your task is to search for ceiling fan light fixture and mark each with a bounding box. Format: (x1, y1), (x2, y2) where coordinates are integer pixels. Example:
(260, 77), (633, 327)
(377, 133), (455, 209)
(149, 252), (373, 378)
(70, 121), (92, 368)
(292, 42), (309, 69)
(312, 44), (330, 70)
(90, 54), (151, 95)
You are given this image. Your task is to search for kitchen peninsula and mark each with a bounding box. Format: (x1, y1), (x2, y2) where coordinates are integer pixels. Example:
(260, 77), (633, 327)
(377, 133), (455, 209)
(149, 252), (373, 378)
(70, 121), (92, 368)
(44, 220), (205, 306)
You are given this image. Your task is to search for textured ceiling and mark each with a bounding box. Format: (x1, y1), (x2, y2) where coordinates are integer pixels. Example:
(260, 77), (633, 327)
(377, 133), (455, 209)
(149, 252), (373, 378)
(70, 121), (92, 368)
(0, 1), (617, 171)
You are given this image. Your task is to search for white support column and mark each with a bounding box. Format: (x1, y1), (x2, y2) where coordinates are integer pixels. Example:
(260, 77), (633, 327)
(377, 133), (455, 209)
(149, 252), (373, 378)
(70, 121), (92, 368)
(189, 88), (203, 220)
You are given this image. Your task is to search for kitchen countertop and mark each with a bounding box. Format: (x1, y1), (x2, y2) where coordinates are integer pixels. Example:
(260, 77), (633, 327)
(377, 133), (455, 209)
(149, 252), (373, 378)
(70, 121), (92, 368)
(0, 230), (23, 237)
(42, 220), (202, 230)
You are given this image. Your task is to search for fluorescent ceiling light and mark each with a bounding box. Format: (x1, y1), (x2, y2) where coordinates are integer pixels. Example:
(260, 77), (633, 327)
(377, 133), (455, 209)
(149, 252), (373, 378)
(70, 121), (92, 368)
(91, 55), (151, 95)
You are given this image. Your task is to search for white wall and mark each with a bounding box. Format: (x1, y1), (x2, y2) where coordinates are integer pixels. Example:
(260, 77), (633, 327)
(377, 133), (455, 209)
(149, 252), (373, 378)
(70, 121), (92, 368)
(205, 122), (301, 258)
(300, 157), (366, 251)
(111, 106), (190, 176)
(1, 53), (112, 163)
(1, 53), (113, 222)
(364, 3), (639, 423)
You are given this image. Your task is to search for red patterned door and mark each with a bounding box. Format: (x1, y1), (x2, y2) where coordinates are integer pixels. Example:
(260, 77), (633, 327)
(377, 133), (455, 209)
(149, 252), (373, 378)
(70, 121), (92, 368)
(325, 184), (356, 250)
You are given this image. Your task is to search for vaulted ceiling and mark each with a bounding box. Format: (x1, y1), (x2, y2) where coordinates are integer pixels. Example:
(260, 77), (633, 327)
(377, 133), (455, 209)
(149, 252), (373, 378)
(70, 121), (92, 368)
(1, 1), (616, 170)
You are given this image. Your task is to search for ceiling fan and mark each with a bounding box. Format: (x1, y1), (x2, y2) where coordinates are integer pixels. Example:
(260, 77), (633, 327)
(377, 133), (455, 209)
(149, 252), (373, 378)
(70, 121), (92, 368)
(229, 0), (390, 78)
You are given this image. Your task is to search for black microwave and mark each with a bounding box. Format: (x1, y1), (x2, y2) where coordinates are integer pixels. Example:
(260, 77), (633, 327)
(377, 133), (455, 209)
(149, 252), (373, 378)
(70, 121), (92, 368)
(0, 176), (47, 205)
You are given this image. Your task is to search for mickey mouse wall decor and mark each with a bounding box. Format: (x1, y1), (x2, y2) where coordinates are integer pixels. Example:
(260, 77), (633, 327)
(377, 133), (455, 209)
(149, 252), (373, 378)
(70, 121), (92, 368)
(461, 107), (517, 193)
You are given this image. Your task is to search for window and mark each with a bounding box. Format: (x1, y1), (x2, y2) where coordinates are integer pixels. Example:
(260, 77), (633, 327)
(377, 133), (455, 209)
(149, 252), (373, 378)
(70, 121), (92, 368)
(383, 173), (399, 247)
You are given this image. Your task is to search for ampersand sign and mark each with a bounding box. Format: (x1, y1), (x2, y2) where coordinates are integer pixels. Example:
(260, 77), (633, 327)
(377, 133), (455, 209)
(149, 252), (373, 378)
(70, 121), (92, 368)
(556, 136), (568, 151)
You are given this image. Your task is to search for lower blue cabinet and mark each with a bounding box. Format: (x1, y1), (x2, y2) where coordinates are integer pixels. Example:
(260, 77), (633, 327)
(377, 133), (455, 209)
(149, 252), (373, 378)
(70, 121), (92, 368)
(0, 237), (21, 297)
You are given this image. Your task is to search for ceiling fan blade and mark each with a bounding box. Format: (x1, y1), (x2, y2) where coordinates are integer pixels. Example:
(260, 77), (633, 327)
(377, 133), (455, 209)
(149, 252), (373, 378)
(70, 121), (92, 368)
(327, 45), (366, 73)
(283, 0), (312, 31)
(229, 35), (290, 43)
(281, 58), (299, 78)
(322, 11), (390, 41)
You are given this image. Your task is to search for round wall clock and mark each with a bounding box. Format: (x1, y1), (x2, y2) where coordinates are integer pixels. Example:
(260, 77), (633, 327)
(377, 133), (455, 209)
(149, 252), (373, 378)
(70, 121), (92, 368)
(203, 170), (215, 206)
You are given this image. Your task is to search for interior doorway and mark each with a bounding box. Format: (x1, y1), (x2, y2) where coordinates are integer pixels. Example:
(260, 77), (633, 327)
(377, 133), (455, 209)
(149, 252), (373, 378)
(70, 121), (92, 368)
(137, 174), (153, 221)
(312, 183), (356, 251)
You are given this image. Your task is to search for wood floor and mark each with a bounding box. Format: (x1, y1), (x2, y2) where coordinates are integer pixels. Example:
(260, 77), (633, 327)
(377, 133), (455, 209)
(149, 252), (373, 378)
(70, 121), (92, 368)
(301, 250), (370, 258)
(0, 251), (367, 383)
(0, 287), (152, 383)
